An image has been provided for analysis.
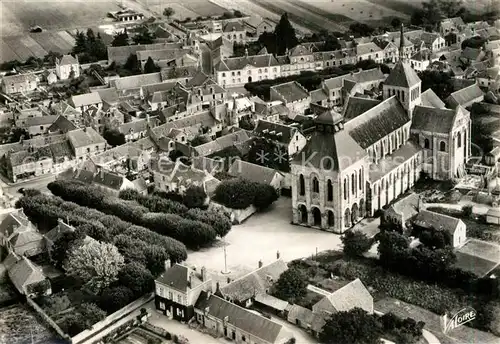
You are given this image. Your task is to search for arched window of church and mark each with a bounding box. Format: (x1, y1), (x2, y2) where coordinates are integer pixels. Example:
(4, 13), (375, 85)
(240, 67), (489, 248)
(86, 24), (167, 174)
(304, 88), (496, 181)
(359, 167), (363, 190)
(343, 179), (347, 200)
(327, 180), (333, 201)
(299, 174), (305, 196)
(424, 138), (430, 149)
(312, 176), (319, 193)
(457, 132), (462, 148)
(440, 141), (446, 152)
(351, 173), (356, 195)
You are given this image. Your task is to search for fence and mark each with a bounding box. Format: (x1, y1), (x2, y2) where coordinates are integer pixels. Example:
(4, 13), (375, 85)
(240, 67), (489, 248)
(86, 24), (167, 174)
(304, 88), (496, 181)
(26, 297), (71, 341)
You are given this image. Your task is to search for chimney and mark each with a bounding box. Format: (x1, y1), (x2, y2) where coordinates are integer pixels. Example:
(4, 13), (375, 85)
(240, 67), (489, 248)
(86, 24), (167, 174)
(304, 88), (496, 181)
(258, 260), (263, 268)
(188, 272), (193, 288)
(201, 266), (207, 282)
(164, 259), (171, 271)
(276, 250), (280, 259)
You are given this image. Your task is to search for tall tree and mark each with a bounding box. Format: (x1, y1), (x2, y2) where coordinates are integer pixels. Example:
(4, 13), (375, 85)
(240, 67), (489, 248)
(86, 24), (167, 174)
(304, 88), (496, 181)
(133, 26), (155, 45)
(271, 267), (307, 303)
(320, 308), (383, 344)
(72, 31), (87, 55)
(274, 13), (298, 55)
(163, 7), (175, 20)
(341, 230), (373, 258)
(64, 239), (125, 293)
(111, 29), (129, 47)
(123, 53), (140, 73)
(144, 56), (159, 73)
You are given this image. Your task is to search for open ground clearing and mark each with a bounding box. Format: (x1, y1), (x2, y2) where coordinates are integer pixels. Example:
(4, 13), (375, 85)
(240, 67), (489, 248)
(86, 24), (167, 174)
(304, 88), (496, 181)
(137, 0), (228, 19)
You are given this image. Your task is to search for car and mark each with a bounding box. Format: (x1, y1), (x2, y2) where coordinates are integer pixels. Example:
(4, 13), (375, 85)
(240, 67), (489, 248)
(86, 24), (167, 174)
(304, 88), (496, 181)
(17, 188), (25, 195)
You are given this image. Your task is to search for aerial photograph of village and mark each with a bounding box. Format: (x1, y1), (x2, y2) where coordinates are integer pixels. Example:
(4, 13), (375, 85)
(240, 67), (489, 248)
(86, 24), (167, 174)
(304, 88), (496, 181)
(0, 0), (500, 343)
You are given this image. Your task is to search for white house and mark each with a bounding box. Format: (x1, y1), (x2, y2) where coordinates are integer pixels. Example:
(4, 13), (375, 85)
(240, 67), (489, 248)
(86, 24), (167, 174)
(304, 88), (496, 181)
(413, 210), (467, 248)
(55, 55), (80, 80)
(254, 119), (307, 157)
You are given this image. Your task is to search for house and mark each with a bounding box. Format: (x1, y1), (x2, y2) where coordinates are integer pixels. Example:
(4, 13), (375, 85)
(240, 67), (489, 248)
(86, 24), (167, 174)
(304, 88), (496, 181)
(44, 219), (75, 250)
(48, 115), (78, 134)
(0, 209), (45, 257)
(486, 208), (500, 225)
(119, 117), (157, 142)
(312, 278), (373, 314)
(55, 54), (80, 80)
(223, 22), (247, 44)
(215, 53), (281, 87)
(67, 127), (106, 161)
(254, 120), (306, 157)
(92, 169), (135, 197)
(410, 49), (435, 72)
(110, 8), (145, 22)
(440, 17), (465, 36)
(420, 32), (445, 52)
(476, 66), (500, 90)
(270, 81), (310, 118)
(107, 42), (183, 65)
(155, 260), (212, 321)
(383, 192), (421, 229)
(1, 73), (39, 94)
(4, 145), (54, 183)
(15, 115), (59, 136)
(286, 44), (316, 74)
(286, 304), (325, 337)
(356, 42), (383, 63)
(136, 48), (194, 70)
(220, 259), (287, 308)
(460, 47), (486, 65)
(244, 17), (276, 38)
(314, 48), (358, 70)
(194, 292), (292, 344)
(8, 256), (51, 297)
(193, 130), (253, 158)
(412, 209), (467, 248)
(70, 92), (103, 113)
(228, 160), (285, 191)
(446, 83), (484, 109)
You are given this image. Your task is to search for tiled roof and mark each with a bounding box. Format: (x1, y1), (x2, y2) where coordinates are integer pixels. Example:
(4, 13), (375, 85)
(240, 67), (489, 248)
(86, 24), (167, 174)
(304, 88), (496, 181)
(420, 89), (446, 109)
(228, 160), (281, 185)
(49, 140), (74, 159)
(254, 120), (297, 144)
(289, 44), (313, 57)
(221, 259), (288, 302)
(293, 127), (366, 171)
(195, 292), (289, 343)
(8, 257), (46, 294)
(192, 156), (224, 174)
(343, 97), (381, 120)
(93, 169), (124, 190)
(119, 118), (156, 134)
(67, 127), (106, 148)
(420, 32), (441, 45)
(44, 220), (75, 243)
(136, 48), (191, 62)
(385, 192), (420, 221)
(271, 81), (309, 103)
(318, 278), (373, 313)
(356, 42), (382, 56)
(107, 43), (183, 64)
(461, 47), (483, 61)
(346, 68), (385, 84)
(223, 21), (245, 32)
(110, 72), (162, 90)
(413, 209), (462, 234)
(310, 89), (328, 103)
(48, 115), (78, 133)
(254, 293), (289, 311)
(96, 88), (119, 105)
(156, 263), (203, 291)
(2, 73), (38, 85)
(161, 65), (199, 81)
(412, 105), (458, 134)
(215, 54), (280, 72)
(369, 141), (421, 181)
(9, 230), (44, 249)
(185, 70), (210, 87)
(446, 83), (484, 108)
(58, 54), (78, 66)
(0, 210), (31, 237)
(70, 92), (102, 108)
(384, 61), (421, 88)
(17, 115), (58, 127)
(344, 96), (410, 149)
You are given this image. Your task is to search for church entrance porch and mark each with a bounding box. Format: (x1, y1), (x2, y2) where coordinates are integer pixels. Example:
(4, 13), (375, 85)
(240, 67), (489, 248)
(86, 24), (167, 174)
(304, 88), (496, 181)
(298, 204), (308, 224)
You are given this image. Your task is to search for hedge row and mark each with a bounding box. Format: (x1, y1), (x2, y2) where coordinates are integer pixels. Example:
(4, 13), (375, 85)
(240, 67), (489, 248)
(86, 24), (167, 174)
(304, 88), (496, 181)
(213, 178), (279, 210)
(119, 188), (231, 237)
(47, 181), (222, 248)
(16, 193), (187, 263)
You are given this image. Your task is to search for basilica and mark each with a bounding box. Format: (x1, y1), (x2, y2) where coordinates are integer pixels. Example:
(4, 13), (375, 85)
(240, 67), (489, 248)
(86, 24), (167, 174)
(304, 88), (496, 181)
(291, 26), (472, 233)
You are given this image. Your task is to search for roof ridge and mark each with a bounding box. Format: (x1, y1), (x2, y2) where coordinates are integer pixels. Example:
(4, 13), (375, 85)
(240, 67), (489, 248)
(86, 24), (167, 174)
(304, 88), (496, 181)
(224, 259), (285, 286)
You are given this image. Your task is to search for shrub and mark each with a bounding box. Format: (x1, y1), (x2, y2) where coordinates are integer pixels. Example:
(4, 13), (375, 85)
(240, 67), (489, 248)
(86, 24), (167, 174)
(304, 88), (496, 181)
(341, 230), (373, 258)
(119, 262), (155, 296)
(99, 286), (134, 313)
(183, 185), (207, 208)
(213, 178), (279, 210)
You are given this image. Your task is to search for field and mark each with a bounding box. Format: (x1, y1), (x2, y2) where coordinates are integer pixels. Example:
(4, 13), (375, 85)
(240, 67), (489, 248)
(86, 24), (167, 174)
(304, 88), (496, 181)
(0, 304), (59, 344)
(367, 0), (500, 15)
(138, 0), (228, 20)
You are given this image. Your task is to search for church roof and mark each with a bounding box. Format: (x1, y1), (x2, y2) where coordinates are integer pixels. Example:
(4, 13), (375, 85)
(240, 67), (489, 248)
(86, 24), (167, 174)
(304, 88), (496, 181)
(293, 128), (366, 172)
(420, 89), (446, 109)
(411, 105), (458, 134)
(342, 97), (382, 120)
(344, 96), (411, 149)
(384, 61), (421, 88)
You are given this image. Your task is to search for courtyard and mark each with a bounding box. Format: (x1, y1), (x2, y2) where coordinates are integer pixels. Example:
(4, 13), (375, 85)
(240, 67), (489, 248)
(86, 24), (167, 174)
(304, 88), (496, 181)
(186, 197), (343, 280)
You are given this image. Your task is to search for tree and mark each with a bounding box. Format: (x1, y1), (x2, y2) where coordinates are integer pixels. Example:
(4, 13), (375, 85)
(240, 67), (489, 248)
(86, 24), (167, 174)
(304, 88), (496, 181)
(79, 303), (107, 327)
(418, 70), (454, 101)
(190, 135), (210, 147)
(72, 31), (87, 55)
(64, 239), (125, 293)
(391, 18), (402, 28)
(76, 222), (110, 242)
(103, 127), (126, 147)
(111, 29), (129, 47)
(8, 127), (29, 143)
(100, 286), (134, 313)
(349, 23), (375, 37)
(341, 230), (373, 258)
(356, 59), (379, 71)
(50, 230), (86, 268)
(319, 308), (383, 344)
(183, 185), (207, 209)
(253, 184), (279, 210)
(123, 53), (140, 74)
(133, 26), (155, 45)
(119, 262), (154, 296)
(258, 31), (278, 55)
(144, 56), (160, 73)
(272, 267), (307, 303)
(163, 7), (175, 19)
(461, 36), (487, 50)
(274, 13), (299, 55)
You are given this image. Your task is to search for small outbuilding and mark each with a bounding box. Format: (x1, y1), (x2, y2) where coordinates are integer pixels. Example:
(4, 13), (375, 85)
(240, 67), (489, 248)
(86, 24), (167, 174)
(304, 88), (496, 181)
(413, 210), (467, 248)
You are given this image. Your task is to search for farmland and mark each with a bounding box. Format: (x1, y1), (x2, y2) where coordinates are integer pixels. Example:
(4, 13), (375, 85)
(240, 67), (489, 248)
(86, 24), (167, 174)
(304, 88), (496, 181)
(0, 304), (59, 344)
(137, 0), (228, 20)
